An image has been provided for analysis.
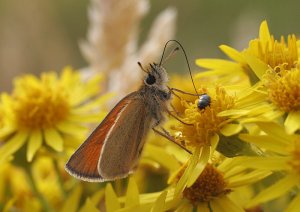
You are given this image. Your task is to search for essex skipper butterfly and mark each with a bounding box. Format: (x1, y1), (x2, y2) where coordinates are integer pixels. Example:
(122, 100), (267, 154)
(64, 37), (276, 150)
(65, 40), (195, 182)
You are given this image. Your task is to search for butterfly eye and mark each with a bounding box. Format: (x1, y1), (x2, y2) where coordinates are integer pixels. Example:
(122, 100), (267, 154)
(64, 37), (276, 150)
(197, 94), (211, 110)
(145, 74), (156, 85)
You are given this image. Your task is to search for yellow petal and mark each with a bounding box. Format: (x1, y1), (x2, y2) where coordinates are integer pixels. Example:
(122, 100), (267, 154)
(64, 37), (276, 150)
(44, 128), (63, 152)
(69, 76), (105, 107)
(196, 59), (240, 70)
(0, 130), (28, 164)
(257, 122), (292, 144)
(105, 184), (121, 212)
(79, 198), (99, 212)
(210, 133), (219, 153)
(228, 156), (289, 171)
(187, 146), (210, 187)
(227, 170), (271, 188)
(218, 109), (248, 117)
(80, 190), (104, 212)
(284, 110), (300, 134)
(242, 52), (268, 79)
(239, 134), (289, 155)
(197, 203), (211, 212)
(235, 85), (267, 108)
(175, 200), (193, 212)
(144, 144), (180, 172)
(174, 147), (200, 195)
(219, 45), (244, 63)
(247, 174), (297, 207)
(223, 165), (246, 180)
(259, 20), (271, 47)
(211, 196), (244, 212)
(56, 121), (87, 136)
(286, 192), (300, 212)
(195, 69), (243, 79)
(61, 185), (82, 212)
(0, 126), (16, 138)
(68, 112), (107, 123)
(125, 178), (140, 207)
(72, 93), (115, 112)
(90, 189), (105, 206)
(27, 130), (42, 162)
(220, 124), (243, 136)
(150, 190), (167, 212)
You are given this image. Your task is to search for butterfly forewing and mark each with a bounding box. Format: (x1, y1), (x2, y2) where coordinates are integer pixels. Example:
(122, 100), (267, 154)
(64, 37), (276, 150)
(65, 92), (138, 182)
(98, 97), (151, 180)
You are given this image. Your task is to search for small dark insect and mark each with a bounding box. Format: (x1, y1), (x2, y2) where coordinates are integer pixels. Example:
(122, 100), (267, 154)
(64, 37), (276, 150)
(197, 94), (211, 110)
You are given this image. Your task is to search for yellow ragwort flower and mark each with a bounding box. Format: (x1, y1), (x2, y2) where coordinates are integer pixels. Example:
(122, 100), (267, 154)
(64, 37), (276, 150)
(0, 162), (40, 210)
(196, 20), (300, 133)
(123, 156), (270, 212)
(243, 21), (300, 133)
(169, 83), (278, 196)
(174, 86), (235, 148)
(196, 20), (299, 84)
(239, 122), (300, 211)
(263, 66), (300, 133)
(245, 21), (298, 72)
(0, 67), (111, 163)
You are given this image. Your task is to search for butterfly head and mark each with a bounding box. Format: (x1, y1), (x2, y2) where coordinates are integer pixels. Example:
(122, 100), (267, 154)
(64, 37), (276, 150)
(144, 63), (168, 87)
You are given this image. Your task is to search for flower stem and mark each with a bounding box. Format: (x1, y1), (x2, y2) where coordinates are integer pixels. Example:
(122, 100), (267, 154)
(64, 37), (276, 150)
(24, 165), (52, 212)
(53, 159), (67, 198)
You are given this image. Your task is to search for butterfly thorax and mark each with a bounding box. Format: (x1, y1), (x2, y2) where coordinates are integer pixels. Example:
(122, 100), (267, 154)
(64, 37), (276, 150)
(138, 63), (171, 127)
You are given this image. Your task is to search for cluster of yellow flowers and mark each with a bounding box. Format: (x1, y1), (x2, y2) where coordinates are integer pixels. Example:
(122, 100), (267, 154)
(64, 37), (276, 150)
(0, 20), (300, 212)
(101, 20), (300, 212)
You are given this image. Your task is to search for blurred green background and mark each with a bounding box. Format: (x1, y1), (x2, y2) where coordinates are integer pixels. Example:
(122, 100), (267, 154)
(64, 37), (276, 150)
(0, 0), (299, 91)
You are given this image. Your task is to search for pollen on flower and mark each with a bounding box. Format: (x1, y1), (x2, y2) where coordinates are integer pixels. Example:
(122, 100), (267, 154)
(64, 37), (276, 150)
(264, 67), (300, 112)
(179, 164), (231, 204)
(12, 74), (70, 129)
(247, 34), (298, 71)
(173, 87), (235, 147)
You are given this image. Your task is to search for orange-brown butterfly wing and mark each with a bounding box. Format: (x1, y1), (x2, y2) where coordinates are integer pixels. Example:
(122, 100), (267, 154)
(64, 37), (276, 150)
(98, 97), (151, 180)
(65, 92), (138, 182)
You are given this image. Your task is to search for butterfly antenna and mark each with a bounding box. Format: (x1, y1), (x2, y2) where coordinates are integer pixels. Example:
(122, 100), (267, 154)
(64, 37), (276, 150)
(159, 40), (198, 95)
(137, 61), (149, 73)
(160, 47), (180, 66)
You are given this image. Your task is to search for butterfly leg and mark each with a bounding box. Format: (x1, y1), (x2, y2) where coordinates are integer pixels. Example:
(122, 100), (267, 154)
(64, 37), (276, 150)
(168, 87), (202, 97)
(152, 127), (191, 154)
(165, 107), (193, 126)
(169, 102), (180, 116)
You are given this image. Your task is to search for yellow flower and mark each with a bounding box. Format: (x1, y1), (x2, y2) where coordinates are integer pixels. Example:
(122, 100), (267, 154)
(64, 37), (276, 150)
(196, 20), (298, 85)
(169, 75), (200, 114)
(242, 21), (300, 133)
(174, 86), (235, 149)
(32, 157), (64, 208)
(243, 21), (300, 133)
(0, 162), (38, 210)
(169, 83), (279, 196)
(0, 67), (111, 163)
(88, 178), (141, 212)
(120, 156), (270, 212)
(263, 67), (300, 133)
(196, 20), (300, 134)
(245, 21), (298, 72)
(238, 122), (300, 211)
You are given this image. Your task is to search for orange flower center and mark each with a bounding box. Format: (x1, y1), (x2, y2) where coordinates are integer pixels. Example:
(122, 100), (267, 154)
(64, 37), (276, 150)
(13, 75), (70, 129)
(181, 164), (231, 203)
(264, 68), (300, 112)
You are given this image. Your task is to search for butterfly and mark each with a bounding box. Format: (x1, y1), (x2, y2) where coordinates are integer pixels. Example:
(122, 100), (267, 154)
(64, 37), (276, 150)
(65, 40), (197, 182)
